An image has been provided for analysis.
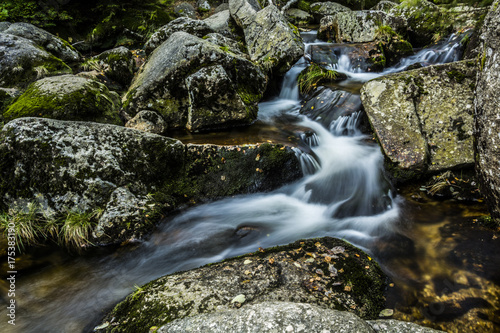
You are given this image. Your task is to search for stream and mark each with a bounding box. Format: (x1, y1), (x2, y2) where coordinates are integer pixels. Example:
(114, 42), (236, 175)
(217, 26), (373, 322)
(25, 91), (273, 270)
(1, 32), (499, 333)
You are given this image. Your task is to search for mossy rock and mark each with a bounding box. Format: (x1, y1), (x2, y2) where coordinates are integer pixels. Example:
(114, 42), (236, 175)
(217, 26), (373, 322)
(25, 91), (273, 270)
(4, 75), (122, 124)
(89, 46), (136, 87)
(97, 237), (388, 332)
(0, 34), (72, 88)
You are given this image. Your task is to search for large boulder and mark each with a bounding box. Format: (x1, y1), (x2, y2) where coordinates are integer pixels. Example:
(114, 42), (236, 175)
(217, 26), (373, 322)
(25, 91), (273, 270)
(309, 1), (351, 23)
(160, 302), (375, 332)
(87, 46), (136, 87)
(97, 237), (388, 332)
(244, 5), (304, 74)
(3, 75), (122, 124)
(318, 10), (406, 43)
(203, 10), (238, 38)
(0, 118), (300, 245)
(123, 31), (267, 132)
(475, 0), (500, 225)
(285, 8), (314, 26)
(0, 34), (72, 88)
(229, 0), (261, 28)
(0, 22), (81, 63)
(144, 17), (215, 55)
(360, 60), (476, 182)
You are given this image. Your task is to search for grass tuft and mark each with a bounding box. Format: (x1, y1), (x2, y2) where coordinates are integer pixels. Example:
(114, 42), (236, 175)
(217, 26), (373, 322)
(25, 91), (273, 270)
(298, 63), (339, 95)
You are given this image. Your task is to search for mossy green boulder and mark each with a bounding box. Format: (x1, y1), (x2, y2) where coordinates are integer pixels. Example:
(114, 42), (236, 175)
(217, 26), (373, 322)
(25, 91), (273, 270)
(4, 75), (122, 124)
(124, 31), (267, 132)
(97, 237), (388, 332)
(87, 46), (136, 87)
(0, 117), (301, 246)
(0, 33), (72, 88)
(360, 60), (477, 182)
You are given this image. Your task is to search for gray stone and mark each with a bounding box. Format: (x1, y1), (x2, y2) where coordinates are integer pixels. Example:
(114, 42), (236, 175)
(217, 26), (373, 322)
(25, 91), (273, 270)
(0, 118), (301, 245)
(285, 8), (313, 26)
(215, 3), (230, 13)
(360, 61), (476, 181)
(197, 0), (211, 11)
(310, 1), (351, 23)
(229, 0), (262, 28)
(3, 74), (122, 124)
(124, 31), (267, 132)
(0, 33), (71, 88)
(368, 319), (444, 332)
(244, 5), (304, 74)
(203, 33), (245, 55)
(160, 302), (376, 332)
(91, 46), (135, 86)
(144, 17), (215, 55)
(0, 22), (81, 63)
(371, 1), (397, 12)
(475, 0), (500, 225)
(318, 10), (406, 43)
(174, 3), (197, 19)
(203, 10), (235, 38)
(125, 110), (167, 134)
(97, 237), (387, 332)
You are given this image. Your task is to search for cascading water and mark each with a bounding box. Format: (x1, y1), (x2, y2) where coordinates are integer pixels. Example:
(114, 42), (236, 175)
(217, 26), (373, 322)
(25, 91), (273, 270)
(1, 31), (484, 333)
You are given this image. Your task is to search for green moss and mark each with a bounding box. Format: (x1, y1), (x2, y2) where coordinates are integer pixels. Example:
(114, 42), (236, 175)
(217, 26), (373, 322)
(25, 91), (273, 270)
(298, 0), (311, 11)
(3, 79), (121, 124)
(446, 70), (466, 83)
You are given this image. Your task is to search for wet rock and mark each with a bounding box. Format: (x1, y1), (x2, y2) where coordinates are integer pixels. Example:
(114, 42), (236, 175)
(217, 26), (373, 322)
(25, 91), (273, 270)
(0, 34), (72, 88)
(0, 118), (300, 245)
(318, 11), (406, 43)
(300, 86), (362, 128)
(285, 8), (314, 26)
(244, 5), (304, 74)
(89, 46), (135, 87)
(125, 110), (167, 134)
(475, 0), (500, 226)
(229, 0), (261, 28)
(368, 319), (444, 332)
(144, 17), (215, 55)
(360, 60), (476, 182)
(124, 32), (266, 132)
(98, 237), (388, 332)
(160, 302), (376, 332)
(203, 33), (245, 55)
(309, 1), (351, 23)
(3, 74), (121, 124)
(0, 22), (81, 63)
(174, 3), (197, 19)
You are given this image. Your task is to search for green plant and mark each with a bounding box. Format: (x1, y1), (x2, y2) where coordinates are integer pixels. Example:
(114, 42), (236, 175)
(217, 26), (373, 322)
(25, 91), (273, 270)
(34, 65), (49, 79)
(60, 208), (102, 250)
(0, 202), (44, 250)
(298, 63), (338, 95)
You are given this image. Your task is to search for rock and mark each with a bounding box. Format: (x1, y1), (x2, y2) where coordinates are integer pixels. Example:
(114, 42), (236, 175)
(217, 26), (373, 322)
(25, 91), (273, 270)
(144, 17), (215, 55)
(371, 1), (397, 12)
(318, 10), (406, 43)
(368, 319), (444, 332)
(0, 88), (21, 115)
(174, 3), (197, 19)
(388, 0), (486, 48)
(0, 34), (72, 88)
(0, 22), (81, 63)
(215, 3), (230, 13)
(229, 0), (261, 28)
(309, 2), (351, 23)
(300, 87), (362, 128)
(3, 75), (122, 124)
(308, 42), (387, 72)
(160, 302), (376, 332)
(197, 0), (211, 11)
(203, 10), (237, 38)
(475, 0), (500, 225)
(89, 46), (135, 87)
(0, 118), (301, 245)
(285, 8), (314, 26)
(360, 60), (476, 182)
(125, 110), (167, 134)
(244, 5), (304, 74)
(203, 33), (245, 55)
(124, 31), (267, 132)
(98, 237), (388, 332)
